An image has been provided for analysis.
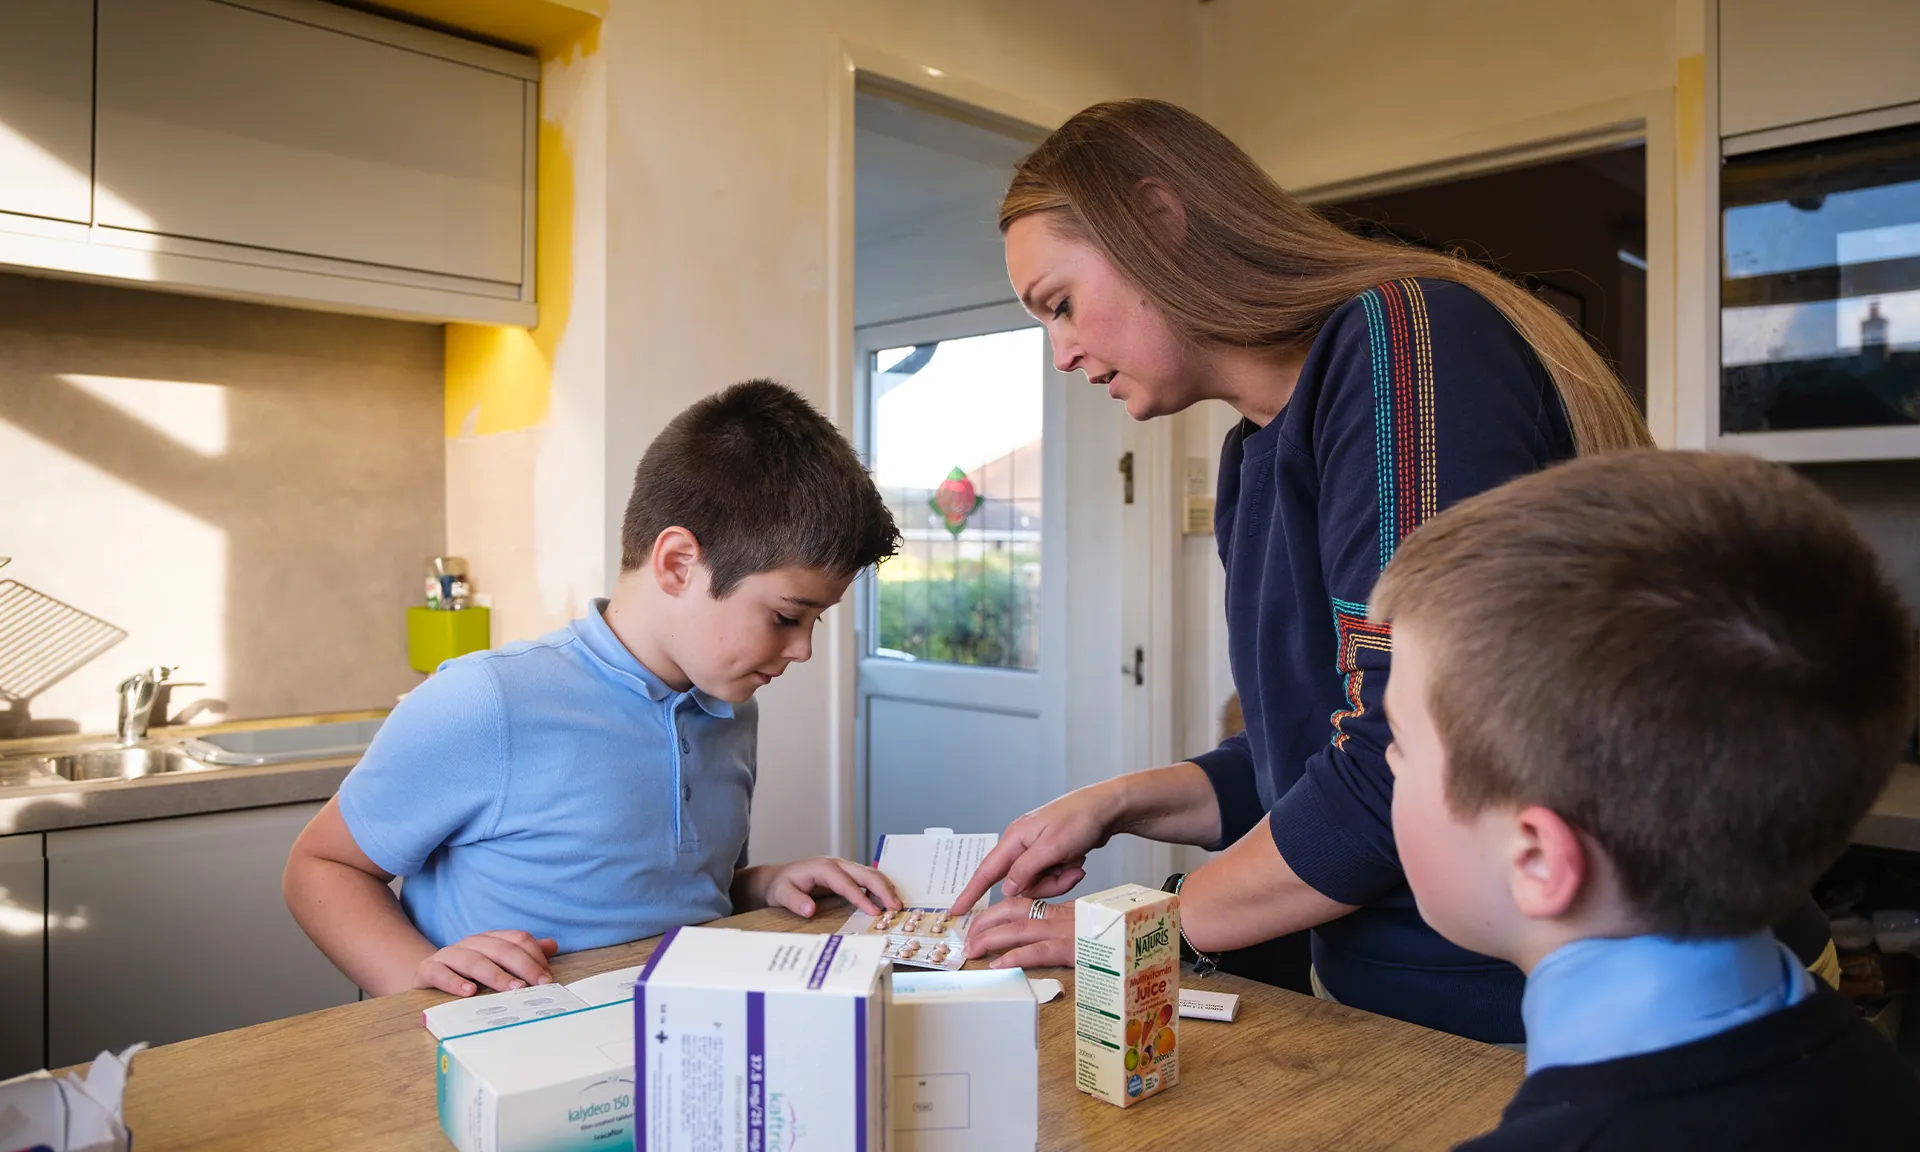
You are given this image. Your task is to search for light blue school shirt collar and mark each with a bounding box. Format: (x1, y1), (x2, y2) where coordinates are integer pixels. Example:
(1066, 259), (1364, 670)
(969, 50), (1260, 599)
(571, 597), (733, 719)
(1522, 931), (1813, 1075)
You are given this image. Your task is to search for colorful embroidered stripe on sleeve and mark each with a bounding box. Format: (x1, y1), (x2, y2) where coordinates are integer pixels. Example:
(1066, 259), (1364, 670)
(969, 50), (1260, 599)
(1359, 278), (1438, 571)
(1329, 597), (1392, 750)
(1331, 279), (1438, 749)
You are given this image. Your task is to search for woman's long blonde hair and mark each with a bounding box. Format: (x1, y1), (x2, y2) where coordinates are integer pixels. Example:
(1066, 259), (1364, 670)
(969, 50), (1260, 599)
(1001, 100), (1652, 454)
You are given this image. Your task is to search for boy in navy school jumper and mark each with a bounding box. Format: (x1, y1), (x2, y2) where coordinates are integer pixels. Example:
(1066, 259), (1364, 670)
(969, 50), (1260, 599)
(284, 380), (905, 998)
(1370, 450), (1920, 1151)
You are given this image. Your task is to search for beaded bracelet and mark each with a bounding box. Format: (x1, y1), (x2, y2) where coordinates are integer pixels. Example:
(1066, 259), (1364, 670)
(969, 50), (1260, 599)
(1161, 872), (1221, 978)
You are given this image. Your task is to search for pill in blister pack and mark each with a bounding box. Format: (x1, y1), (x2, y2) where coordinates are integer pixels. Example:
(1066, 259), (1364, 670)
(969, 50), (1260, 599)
(880, 936), (955, 966)
(868, 908), (958, 939)
(847, 906), (969, 969)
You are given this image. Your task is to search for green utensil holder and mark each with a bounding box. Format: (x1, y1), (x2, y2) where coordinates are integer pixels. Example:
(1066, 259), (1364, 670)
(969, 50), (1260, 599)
(407, 606), (490, 673)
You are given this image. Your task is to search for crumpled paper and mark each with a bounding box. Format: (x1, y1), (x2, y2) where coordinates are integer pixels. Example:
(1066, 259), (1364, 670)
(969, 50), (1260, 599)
(0, 1044), (144, 1152)
(1027, 977), (1064, 1004)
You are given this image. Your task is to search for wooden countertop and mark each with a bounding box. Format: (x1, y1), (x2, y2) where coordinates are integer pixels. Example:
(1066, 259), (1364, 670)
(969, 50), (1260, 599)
(115, 902), (1523, 1150)
(0, 755), (354, 836)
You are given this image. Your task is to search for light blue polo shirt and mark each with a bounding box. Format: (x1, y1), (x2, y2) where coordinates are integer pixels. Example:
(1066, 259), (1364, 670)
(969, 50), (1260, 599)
(338, 599), (756, 954)
(1522, 931), (1813, 1074)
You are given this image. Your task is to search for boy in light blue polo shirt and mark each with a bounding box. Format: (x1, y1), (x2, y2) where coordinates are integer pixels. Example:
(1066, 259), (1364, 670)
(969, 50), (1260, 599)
(284, 380), (904, 997)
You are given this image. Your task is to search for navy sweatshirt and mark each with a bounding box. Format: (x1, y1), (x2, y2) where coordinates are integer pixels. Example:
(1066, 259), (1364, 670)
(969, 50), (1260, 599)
(1190, 277), (1574, 1044)
(1455, 989), (1920, 1150)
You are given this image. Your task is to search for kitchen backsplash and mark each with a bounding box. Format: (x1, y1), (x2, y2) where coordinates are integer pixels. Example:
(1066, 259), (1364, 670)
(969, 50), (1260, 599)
(0, 271), (443, 738)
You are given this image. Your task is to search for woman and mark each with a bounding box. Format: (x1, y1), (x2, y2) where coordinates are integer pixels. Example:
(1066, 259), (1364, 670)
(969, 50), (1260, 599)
(947, 99), (1650, 1045)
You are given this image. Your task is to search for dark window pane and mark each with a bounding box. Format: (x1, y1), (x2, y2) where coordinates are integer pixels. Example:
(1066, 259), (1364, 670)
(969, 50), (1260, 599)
(1721, 122), (1920, 433)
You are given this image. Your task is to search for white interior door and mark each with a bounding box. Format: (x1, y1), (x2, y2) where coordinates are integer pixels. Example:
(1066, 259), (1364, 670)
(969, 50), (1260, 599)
(855, 302), (1137, 894)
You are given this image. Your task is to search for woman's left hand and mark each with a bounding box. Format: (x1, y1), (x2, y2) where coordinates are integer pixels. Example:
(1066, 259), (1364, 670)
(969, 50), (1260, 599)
(963, 897), (1074, 969)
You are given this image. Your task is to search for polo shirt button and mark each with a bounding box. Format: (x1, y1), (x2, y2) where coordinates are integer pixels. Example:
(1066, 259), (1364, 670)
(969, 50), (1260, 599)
(679, 738), (690, 755)
(682, 783), (692, 801)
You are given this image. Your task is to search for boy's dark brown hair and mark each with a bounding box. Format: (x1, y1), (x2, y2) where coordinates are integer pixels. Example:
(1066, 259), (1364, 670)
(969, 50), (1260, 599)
(1372, 449), (1914, 937)
(620, 379), (900, 595)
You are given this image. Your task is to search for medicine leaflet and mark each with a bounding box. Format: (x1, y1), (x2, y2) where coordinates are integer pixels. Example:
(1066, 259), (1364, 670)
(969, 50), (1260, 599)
(422, 964), (646, 1039)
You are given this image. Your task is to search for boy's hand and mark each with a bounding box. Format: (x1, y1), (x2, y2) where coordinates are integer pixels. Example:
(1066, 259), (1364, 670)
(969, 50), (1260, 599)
(415, 930), (560, 997)
(762, 857), (902, 918)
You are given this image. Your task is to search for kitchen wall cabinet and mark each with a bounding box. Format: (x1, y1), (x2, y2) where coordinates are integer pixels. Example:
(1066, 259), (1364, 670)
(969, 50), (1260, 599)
(0, 0), (94, 224)
(45, 802), (358, 1067)
(97, 0), (529, 286)
(0, 833), (46, 1079)
(0, 0), (537, 326)
(1720, 0), (1920, 139)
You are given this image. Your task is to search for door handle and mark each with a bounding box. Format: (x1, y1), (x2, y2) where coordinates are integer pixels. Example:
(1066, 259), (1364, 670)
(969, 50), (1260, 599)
(1122, 645), (1143, 686)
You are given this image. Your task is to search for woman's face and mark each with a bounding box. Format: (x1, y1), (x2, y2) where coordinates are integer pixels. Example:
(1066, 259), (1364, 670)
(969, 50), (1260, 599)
(1005, 214), (1204, 421)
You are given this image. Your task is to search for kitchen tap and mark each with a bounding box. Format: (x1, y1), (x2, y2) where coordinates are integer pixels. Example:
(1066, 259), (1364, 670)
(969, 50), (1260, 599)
(117, 665), (176, 746)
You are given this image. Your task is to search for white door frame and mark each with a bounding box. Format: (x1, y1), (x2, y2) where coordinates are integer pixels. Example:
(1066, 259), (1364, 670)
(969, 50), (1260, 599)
(1118, 414), (1178, 888)
(849, 301), (1176, 889)
(824, 46), (1194, 885)
(827, 46), (1066, 861)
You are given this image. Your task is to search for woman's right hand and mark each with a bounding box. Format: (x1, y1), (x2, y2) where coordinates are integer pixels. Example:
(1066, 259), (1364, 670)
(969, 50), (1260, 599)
(947, 784), (1123, 915)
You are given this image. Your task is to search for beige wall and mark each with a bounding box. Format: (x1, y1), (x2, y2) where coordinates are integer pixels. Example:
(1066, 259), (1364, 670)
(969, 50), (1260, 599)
(1201, 0), (1678, 192)
(0, 272), (442, 738)
(596, 0), (1203, 864)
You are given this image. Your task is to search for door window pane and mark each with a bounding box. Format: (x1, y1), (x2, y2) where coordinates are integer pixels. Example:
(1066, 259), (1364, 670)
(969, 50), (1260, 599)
(869, 327), (1043, 670)
(1721, 121), (1920, 432)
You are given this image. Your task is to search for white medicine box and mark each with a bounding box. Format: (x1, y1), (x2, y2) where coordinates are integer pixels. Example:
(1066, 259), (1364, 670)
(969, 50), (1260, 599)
(437, 1000), (636, 1152)
(635, 926), (890, 1151)
(889, 968), (1039, 1152)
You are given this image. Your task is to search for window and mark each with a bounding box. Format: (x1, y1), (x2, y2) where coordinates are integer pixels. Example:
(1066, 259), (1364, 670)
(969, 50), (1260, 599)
(868, 327), (1043, 670)
(1722, 121), (1920, 433)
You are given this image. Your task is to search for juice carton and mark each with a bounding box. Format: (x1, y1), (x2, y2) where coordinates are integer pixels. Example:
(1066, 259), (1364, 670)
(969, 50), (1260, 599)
(1073, 883), (1180, 1107)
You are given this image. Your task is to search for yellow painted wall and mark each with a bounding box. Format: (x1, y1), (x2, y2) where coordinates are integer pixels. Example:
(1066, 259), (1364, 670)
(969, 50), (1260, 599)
(370, 0), (603, 52)
(444, 19), (607, 647)
(444, 25), (592, 441)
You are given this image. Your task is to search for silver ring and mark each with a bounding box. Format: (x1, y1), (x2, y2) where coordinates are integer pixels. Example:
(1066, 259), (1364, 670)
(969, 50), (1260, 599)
(1028, 900), (1049, 921)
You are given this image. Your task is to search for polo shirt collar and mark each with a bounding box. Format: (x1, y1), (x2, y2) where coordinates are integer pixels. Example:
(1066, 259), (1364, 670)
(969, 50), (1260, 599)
(1521, 930), (1811, 1075)
(572, 598), (734, 719)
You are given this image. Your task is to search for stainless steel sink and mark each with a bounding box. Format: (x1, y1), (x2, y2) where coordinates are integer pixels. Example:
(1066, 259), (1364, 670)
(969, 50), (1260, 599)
(0, 715), (384, 788)
(179, 718), (382, 766)
(0, 746), (210, 785)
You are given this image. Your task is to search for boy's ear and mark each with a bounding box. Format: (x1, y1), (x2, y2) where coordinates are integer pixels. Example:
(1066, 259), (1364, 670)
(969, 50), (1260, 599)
(650, 526), (703, 597)
(1508, 804), (1589, 922)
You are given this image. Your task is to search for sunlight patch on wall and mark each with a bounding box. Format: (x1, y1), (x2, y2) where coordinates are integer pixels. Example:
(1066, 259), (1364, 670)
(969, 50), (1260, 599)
(1, 418), (227, 736)
(61, 374), (228, 457)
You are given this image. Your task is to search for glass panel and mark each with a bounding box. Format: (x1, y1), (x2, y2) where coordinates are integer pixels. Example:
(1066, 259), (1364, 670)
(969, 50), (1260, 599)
(870, 327), (1044, 670)
(1721, 121), (1920, 433)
